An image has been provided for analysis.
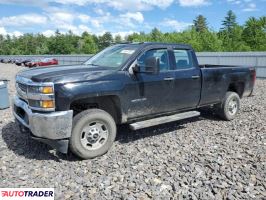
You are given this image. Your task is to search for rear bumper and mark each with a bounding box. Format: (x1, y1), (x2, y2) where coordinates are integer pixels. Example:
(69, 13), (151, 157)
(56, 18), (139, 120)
(13, 96), (73, 153)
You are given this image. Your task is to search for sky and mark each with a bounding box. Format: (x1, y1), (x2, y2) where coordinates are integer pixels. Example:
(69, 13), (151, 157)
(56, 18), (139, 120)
(0, 0), (265, 38)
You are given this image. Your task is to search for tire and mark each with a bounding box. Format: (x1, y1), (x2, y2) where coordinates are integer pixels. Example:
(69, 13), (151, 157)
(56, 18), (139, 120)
(215, 92), (240, 121)
(70, 109), (117, 159)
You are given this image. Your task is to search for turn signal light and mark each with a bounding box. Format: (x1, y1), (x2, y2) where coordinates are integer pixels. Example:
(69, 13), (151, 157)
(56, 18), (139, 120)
(40, 100), (54, 108)
(41, 86), (53, 94)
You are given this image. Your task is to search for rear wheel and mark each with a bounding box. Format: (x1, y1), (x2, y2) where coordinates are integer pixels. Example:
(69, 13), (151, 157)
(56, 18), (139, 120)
(215, 92), (240, 121)
(70, 109), (117, 159)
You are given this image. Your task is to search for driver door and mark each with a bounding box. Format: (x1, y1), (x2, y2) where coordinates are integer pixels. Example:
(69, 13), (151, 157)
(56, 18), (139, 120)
(127, 48), (176, 119)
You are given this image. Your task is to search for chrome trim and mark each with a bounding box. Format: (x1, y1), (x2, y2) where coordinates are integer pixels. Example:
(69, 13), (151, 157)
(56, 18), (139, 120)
(27, 93), (54, 100)
(16, 83), (27, 100)
(15, 75), (55, 112)
(28, 105), (55, 112)
(13, 96), (73, 140)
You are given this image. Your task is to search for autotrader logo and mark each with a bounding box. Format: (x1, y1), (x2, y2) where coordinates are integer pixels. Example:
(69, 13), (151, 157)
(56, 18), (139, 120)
(0, 188), (54, 200)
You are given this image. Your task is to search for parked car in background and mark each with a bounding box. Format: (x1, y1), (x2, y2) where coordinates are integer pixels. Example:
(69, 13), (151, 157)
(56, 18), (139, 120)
(16, 59), (32, 66)
(39, 58), (59, 66)
(15, 58), (23, 66)
(10, 58), (16, 63)
(26, 59), (41, 68)
(27, 58), (59, 68)
(2, 58), (10, 63)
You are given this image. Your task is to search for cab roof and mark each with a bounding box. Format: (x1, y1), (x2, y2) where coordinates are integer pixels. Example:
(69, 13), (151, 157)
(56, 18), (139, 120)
(117, 42), (193, 50)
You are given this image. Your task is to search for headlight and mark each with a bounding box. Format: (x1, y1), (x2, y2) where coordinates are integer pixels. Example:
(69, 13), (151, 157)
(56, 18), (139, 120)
(28, 86), (54, 94)
(27, 85), (55, 111)
(41, 86), (53, 94)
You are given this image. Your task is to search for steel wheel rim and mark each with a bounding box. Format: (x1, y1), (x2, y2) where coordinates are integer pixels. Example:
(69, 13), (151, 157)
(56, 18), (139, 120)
(80, 121), (109, 150)
(228, 98), (238, 115)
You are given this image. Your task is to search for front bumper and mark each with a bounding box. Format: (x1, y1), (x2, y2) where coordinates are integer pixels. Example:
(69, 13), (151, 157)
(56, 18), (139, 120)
(13, 95), (73, 153)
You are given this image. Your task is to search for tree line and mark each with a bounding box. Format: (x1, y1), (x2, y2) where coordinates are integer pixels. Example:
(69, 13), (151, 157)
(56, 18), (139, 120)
(0, 10), (265, 55)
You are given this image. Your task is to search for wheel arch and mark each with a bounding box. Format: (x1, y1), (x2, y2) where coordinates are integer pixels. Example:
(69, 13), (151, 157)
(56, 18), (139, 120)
(70, 95), (122, 124)
(227, 82), (245, 98)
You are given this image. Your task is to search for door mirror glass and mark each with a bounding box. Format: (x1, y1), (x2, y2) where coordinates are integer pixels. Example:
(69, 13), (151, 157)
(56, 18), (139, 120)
(135, 48), (170, 74)
(144, 56), (160, 74)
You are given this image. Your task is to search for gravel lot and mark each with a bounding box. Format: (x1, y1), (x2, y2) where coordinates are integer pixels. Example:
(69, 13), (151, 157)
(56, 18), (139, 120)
(0, 63), (265, 199)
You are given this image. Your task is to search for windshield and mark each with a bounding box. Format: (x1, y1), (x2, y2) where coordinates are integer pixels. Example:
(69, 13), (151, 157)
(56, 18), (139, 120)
(85, 45), (139, 69)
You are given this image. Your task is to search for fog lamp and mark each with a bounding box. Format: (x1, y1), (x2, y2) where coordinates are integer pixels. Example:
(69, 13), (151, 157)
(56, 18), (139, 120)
(40, 100), (54, 108)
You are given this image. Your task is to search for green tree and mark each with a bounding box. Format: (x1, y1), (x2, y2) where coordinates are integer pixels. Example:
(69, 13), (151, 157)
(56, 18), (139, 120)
(242, 17), (266, 50)
(219, 25), (251, 51)
(150, 28), (164, 41)
(79, 31), (98, 54)
(193, 15), (208, 32)
(98, 32), (113, 50)
(221, 10), (237, 32)
(114, 34), (122, 43)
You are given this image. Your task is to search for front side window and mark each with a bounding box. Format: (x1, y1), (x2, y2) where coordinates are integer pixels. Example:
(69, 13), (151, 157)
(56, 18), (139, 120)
(85, 45), (138, 69)
(173, 49), (194, 69)
(137, 49), (170, 72)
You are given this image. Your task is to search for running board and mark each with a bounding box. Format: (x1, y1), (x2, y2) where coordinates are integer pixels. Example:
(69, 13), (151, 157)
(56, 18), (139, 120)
(129, 111), (200, 130)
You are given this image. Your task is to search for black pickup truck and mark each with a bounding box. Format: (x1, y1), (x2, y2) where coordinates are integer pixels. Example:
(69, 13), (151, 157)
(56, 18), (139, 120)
(13, 43), (256, 159)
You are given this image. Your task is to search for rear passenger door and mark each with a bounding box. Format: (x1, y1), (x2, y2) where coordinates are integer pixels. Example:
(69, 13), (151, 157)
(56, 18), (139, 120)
(171, 49), (201, 110)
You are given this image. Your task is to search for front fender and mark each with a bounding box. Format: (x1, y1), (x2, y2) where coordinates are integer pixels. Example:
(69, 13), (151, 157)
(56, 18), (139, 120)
(55, 80), (125, 111)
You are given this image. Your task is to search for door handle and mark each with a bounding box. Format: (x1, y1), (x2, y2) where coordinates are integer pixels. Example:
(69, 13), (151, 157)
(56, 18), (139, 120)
(164, 77), (175, 81)
(191, 75), (200, 79)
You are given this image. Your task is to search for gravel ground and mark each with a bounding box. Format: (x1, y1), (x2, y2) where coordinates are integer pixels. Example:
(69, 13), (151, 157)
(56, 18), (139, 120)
(0, 63), (265, 199)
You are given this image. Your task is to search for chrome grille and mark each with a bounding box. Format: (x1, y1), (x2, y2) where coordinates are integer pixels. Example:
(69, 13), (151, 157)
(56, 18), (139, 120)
(18, 83), (27, 93)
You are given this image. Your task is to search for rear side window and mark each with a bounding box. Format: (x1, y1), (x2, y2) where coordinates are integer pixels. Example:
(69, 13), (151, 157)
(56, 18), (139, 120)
(173, 49), (194, 69)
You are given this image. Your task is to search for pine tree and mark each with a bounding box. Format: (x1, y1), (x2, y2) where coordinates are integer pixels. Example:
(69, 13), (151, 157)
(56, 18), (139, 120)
(221, 10), (237, 32)
(193, 15), (208, 32)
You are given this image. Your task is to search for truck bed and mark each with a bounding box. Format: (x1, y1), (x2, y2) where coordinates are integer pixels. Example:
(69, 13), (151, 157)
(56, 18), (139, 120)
(199, 65), (256, 107)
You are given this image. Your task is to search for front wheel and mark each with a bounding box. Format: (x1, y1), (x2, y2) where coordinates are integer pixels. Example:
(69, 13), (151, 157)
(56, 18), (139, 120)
(70, 109), (117, 159)
(215, 92), (240, 121)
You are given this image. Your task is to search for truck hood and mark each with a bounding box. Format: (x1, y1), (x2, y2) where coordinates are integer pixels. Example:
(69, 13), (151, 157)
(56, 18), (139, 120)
(17, 65), (117, 84)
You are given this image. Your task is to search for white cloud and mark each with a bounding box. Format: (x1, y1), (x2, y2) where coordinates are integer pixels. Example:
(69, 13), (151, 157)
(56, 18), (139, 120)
(120, 12), (144, 24)
(227, 0), (241, 4)
(162, 19), (192, 31)
(0, 26), (23, 37)
(52, 0), (174, 11)
(0, 27), (7, 35)
(0, 13), (47, 26)
(243, 3), (257, 12)
(12, 31), (23, 37)
(42, 29), (55, 37)
(226, 0), (258, 12)
(77, 25), (91, 33)
(94, 8), (105, 15)
(112, 30), (137, 39)
(90, 19), (102, 28)
(0, 0), (47, 7)
(47, 11), (75, 28)
(78, 14), (90, 23)
(178, 0), (210, 7)
(42, 25), (91, 36)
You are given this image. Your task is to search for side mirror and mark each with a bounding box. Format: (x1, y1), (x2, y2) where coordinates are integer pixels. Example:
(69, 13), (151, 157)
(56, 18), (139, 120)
(132, 57), (160, 74)
(144, 56), (160, 74)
